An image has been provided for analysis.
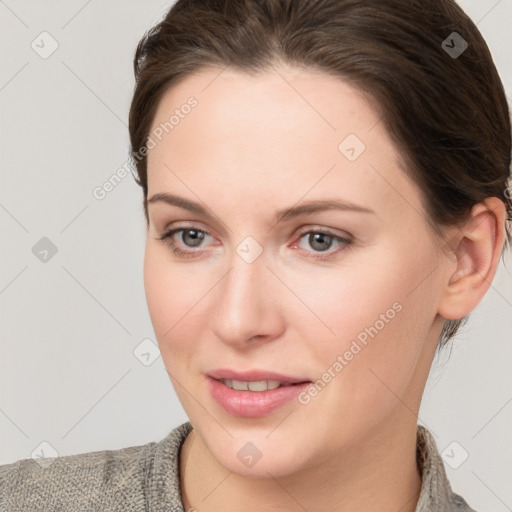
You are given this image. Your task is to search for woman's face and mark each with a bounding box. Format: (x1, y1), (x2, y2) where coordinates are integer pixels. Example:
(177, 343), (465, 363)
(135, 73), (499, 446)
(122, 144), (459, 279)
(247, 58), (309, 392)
(144, 64), (450, 477)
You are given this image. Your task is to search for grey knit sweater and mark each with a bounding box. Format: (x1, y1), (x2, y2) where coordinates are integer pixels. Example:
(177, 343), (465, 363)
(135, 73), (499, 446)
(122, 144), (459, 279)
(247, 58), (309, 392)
(0, 422), (476, 511)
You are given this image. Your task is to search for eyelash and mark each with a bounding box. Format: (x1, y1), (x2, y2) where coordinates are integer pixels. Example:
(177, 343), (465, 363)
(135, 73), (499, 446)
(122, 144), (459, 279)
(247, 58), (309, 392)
(157, 226), (353, 260)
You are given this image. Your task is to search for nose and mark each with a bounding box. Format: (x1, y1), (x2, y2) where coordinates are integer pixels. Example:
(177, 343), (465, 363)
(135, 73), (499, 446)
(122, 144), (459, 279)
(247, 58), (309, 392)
(209, 245), (285, 348)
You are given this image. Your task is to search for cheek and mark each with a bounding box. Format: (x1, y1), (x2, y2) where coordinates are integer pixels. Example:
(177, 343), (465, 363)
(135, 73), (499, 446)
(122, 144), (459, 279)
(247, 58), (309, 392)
(143, 241), (225, 384)
(283, 255), (416, 352)
(291, 240), (439, 383)
(143, 244), (202, 347)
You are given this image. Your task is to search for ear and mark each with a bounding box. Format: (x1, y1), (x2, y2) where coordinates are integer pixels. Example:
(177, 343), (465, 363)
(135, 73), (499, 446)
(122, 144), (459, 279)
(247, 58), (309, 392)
(438, 197), (507, 321)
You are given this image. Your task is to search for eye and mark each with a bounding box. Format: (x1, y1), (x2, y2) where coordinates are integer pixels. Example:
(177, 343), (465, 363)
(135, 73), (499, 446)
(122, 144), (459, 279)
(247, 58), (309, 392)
(293, 229), (352, 259)
(158, 227), (211, 258)
(157, 226), (352, 260)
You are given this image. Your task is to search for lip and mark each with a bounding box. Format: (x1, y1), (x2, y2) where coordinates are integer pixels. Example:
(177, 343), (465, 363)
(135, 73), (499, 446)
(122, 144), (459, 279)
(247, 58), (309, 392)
(206, 369), (312, 418)
(208, 368), (309, 384)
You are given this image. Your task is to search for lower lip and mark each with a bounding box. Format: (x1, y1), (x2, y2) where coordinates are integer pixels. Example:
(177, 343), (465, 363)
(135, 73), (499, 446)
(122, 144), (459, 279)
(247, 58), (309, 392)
(207, 377), (311, 418)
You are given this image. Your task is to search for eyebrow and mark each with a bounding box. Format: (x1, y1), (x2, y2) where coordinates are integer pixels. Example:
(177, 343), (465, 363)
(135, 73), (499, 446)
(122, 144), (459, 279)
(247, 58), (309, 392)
(147, 192), (375, 225)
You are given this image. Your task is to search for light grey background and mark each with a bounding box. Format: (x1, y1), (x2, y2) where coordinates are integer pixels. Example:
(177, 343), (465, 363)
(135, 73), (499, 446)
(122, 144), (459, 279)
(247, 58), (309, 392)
(0, 1), (510, 510)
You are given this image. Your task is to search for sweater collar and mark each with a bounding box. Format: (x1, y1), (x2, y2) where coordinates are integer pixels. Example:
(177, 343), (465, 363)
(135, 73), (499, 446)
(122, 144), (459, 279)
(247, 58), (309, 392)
(148, 421), (472, 511)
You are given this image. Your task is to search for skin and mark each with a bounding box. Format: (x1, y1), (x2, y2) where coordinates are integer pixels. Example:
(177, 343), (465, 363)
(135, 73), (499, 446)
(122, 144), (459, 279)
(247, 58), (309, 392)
(143, 63), (507, 512)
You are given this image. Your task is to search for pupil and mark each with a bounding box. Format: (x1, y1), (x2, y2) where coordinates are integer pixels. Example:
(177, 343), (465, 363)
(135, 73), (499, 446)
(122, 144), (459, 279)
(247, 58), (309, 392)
(310, 233), (331, 251)
(183, 230), (204, 247)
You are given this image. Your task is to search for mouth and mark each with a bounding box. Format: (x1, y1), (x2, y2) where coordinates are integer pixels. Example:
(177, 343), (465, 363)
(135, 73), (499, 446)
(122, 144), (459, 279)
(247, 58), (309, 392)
(206, 369), (313, 417)
(207, 368), (311, 385)
(218, 378), (308, 391)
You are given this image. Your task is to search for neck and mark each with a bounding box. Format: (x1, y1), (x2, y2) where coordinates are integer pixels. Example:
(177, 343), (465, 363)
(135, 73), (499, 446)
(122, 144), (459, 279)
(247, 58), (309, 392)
(179, 411), (422, 512)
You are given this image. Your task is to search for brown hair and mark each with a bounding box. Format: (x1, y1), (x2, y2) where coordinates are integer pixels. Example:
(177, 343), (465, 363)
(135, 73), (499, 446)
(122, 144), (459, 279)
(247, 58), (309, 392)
(128, 0), (512, 348)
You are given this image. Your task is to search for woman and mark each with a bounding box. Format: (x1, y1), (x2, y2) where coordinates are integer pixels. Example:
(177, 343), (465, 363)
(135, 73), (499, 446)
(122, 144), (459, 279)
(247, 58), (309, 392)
(1, 0), (510, 510)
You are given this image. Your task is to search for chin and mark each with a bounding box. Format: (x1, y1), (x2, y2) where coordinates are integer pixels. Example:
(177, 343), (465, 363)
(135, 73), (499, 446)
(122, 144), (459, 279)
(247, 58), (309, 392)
(219, 447), (309, 479)
(195, 421), (315, 478)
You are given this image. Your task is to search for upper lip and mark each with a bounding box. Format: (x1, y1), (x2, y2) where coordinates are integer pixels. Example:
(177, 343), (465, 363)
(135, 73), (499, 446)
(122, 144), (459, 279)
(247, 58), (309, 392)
(208, 369), (311, 384)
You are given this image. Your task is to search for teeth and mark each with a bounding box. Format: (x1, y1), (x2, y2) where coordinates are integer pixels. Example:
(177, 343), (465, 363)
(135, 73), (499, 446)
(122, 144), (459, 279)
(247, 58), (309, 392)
(221, 379), (284, 391)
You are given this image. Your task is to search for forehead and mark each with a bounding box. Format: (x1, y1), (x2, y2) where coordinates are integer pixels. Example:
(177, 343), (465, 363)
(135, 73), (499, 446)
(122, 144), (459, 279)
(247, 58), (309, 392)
(149, 63), (384, 151)
(146, 64), (423, 223)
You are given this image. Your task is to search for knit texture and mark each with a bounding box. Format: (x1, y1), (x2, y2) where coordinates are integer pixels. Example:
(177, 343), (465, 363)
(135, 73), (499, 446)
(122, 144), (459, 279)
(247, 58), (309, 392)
(0, 422), (477, 511)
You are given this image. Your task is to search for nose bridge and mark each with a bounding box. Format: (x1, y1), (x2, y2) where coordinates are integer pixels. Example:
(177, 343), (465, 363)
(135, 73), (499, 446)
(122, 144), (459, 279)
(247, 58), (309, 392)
(210, 238), (280, 344)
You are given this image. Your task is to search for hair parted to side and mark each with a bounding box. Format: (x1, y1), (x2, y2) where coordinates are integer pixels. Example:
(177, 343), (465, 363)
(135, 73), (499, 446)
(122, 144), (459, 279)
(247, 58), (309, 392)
(128, 0), (512, 349)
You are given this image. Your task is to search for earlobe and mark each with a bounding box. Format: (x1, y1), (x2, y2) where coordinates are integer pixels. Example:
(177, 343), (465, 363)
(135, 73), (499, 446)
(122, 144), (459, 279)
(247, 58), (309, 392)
(438, 197), (506, 320)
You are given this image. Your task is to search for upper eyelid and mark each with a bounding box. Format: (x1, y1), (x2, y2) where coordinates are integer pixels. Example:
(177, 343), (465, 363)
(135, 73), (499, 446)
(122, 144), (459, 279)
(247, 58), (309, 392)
(161, 219), (212, 234)
(295, 225), (352, 239)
